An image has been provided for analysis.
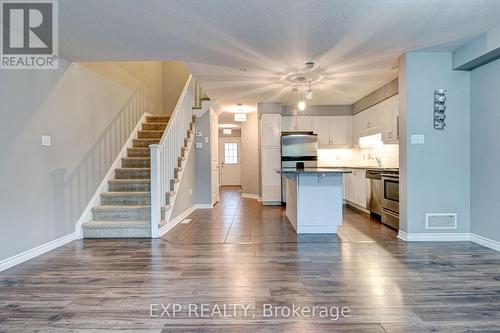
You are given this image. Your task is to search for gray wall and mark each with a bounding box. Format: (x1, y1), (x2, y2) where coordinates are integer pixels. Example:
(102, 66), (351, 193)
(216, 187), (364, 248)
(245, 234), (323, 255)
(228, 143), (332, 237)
(241, 113), (260, 196)
(352, 79), (399, 114)
(399, 52), (470, 234)
(195, 112), (212, 205)
(0, 60), (164, 261)
(470, 57), (500, 242)
(171, 143), (196, 219)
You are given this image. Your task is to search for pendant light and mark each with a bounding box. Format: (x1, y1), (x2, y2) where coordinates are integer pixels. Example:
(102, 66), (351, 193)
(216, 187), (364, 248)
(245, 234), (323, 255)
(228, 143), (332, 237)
(297, 85), (306, 111)
(305, 79), (313, 100)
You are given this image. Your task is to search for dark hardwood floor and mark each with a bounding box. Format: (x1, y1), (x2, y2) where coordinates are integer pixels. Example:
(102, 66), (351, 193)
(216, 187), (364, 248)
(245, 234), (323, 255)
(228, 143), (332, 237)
(1, 186), (499, 332)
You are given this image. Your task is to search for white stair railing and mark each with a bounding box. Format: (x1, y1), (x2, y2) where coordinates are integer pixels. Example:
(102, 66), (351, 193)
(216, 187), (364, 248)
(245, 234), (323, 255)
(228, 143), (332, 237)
(150, 75), (194, 238)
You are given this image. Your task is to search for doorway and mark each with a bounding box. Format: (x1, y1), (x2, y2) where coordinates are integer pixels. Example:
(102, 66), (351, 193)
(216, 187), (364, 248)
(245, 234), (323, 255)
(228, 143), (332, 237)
(219, 138), (241, 186)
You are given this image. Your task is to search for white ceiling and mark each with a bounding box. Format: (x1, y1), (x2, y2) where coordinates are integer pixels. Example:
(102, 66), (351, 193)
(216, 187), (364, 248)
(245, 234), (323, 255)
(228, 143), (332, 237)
(59, 0), (500, 113)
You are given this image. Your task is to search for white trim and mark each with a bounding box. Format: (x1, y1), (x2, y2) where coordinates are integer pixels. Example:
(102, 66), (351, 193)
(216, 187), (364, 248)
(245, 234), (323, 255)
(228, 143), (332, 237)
(470, 233), (500, 252)
(75, 112), (151, 239)
(241, 193), (259, 200)
(0, 233), (76, 272)
(400, 232), (470, 242)
(196, 203), (214, 209)
(159, 204), (197, 237)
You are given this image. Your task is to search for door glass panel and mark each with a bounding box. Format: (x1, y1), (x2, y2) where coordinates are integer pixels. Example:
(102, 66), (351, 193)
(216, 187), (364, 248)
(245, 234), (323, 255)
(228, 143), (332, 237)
(384, 180), (399, 202)
(224, 142), (238, 164)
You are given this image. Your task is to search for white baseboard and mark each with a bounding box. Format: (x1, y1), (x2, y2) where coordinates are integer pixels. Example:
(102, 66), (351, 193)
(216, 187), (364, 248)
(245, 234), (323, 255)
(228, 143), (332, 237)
(0, 232), (76, 272)
(159, 204), (197, 237)
(75, 112), (151, 239)
(470, 233), (500, 252)
(241, 193), (259, 200)
(196, 203), (213, 209)
(401, 232), (470, 242)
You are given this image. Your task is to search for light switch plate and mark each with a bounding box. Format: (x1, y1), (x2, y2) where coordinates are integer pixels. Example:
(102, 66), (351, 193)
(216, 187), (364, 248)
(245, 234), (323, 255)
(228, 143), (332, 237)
(195, 132), (202, 137)
(411, 134), (425, 144)
(195, 142), (203, 149)
(41, 135), (51, 146)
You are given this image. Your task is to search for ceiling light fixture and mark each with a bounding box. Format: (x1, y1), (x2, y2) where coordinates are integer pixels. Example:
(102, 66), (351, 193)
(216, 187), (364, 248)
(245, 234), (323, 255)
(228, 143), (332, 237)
(305, 61), (315, 70)
(305, 79), (313, 100)
(239, 68), (247, 72)
(297, 100), (306, 111)
(234, 113), (247, 122)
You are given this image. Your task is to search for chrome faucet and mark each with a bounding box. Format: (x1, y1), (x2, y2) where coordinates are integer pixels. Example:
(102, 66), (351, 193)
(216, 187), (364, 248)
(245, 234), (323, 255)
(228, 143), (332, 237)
(375, 157), (382, 169)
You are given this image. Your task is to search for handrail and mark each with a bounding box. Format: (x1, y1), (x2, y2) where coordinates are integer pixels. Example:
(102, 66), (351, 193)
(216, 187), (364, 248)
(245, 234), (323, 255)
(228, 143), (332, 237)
(150, 75), (194, 238)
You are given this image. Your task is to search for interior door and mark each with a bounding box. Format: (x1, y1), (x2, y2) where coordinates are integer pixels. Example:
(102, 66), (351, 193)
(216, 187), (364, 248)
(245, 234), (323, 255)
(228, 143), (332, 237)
(219, 138), (241, 186)
(210, 111), (220, 204)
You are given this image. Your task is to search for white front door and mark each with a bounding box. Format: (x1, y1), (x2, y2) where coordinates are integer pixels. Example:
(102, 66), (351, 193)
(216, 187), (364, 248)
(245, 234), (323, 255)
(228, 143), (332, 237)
(219, 138), (241, 186)
(210, 111), (220, 204)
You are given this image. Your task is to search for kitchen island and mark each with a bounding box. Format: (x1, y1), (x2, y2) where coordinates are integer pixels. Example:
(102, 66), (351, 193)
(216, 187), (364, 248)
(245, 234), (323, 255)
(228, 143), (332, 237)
(278, 168), (352, 234)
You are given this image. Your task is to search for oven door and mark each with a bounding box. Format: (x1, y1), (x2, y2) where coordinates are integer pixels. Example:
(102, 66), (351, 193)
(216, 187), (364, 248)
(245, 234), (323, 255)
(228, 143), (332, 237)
(381, 175), (399, 214)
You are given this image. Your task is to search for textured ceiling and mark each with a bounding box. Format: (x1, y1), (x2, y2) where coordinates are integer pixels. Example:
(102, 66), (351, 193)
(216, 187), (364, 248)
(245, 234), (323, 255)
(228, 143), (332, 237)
(59, 0), (500, 113)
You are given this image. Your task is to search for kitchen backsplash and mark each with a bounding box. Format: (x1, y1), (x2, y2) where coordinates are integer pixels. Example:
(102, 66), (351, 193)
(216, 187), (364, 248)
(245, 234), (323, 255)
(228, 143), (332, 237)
(318, 144), (399, 168)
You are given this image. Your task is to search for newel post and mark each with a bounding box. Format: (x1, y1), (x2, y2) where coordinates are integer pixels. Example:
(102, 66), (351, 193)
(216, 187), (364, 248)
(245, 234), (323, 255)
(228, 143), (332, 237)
(150, 144), (161, 238)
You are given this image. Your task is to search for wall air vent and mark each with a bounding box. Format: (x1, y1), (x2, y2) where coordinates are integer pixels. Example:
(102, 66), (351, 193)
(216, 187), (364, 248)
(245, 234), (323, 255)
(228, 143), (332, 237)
(425, 213), (457, 229)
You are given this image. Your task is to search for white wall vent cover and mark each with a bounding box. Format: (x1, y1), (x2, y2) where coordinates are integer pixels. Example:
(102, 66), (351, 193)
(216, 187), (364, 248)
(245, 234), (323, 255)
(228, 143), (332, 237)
(425, 213), (457, 229)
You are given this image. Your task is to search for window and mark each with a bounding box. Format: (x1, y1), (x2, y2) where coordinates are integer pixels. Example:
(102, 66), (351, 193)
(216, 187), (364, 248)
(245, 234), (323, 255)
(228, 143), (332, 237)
(224, 142), (238, 164)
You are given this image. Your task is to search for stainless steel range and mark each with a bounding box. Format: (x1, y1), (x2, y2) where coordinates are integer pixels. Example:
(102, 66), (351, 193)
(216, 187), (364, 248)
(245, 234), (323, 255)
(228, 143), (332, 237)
(381, 171), (399, 230)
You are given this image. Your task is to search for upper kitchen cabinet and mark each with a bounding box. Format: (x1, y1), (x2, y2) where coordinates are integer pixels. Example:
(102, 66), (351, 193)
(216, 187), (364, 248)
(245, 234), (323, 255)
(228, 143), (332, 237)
(352, 94), (399, 145)
(281, 116), (313, 132)
(379, 95), (399, 143)
(313, 116), (352, 148)
(261, 114), (281, 147)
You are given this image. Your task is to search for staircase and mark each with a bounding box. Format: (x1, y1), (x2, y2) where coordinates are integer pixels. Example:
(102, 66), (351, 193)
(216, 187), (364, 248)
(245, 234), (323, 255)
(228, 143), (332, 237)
(82, 115), (169, 238)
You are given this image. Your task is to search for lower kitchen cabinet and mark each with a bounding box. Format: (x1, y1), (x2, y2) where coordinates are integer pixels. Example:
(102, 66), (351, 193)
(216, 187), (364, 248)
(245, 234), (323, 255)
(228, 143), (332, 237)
(344, 170), (367, 208)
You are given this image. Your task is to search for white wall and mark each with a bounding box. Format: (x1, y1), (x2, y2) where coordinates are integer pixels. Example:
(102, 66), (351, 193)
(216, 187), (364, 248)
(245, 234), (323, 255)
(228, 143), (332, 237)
(0, 60), (164, 261)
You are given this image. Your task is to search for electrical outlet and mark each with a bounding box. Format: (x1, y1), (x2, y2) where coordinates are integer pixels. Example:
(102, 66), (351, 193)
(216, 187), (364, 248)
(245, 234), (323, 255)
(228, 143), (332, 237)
(411, 134), (425, 144)
(195, 142), (203, 149)
(204, 137), (209, 143)
(41, 135), (51, 146)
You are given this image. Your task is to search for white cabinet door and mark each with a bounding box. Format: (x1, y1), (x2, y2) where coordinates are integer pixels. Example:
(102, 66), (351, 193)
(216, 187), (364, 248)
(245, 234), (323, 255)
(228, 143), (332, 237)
(261, 114), (281, 147)
(347, 170), (367, 208)
(380, 95), (399, 142)
(296, 116), (313, 131)
(352, 113), (362, 146)
(281, 116), (295, 131)
(364, 105), (380, 130)
(330, 116), (352, 146)
(261, 147), (282, 203)
(313, 116), (330, 147)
